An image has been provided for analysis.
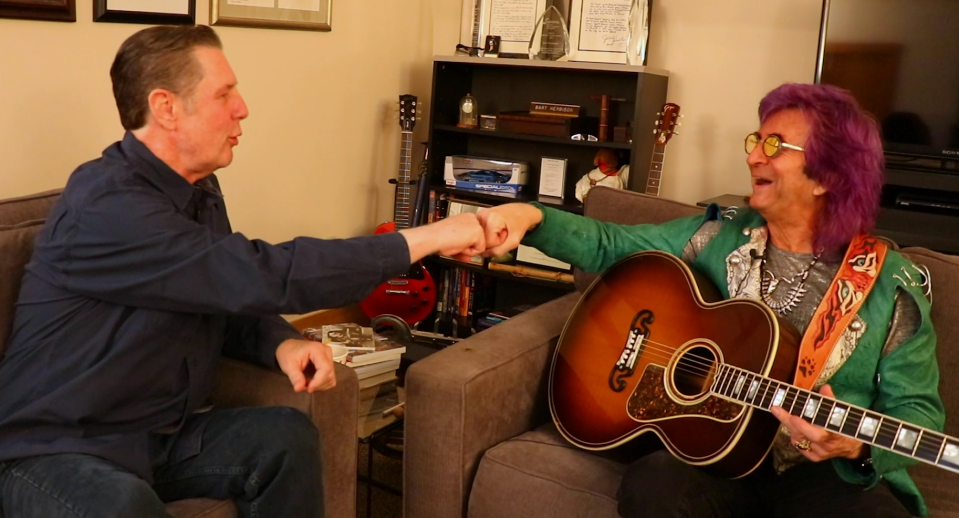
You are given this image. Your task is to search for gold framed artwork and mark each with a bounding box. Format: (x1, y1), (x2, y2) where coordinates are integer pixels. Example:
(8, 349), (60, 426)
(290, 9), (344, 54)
(211, 0), (330, 31)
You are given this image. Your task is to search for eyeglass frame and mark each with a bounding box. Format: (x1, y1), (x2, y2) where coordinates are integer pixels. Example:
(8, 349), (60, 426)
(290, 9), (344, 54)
(744, 132), (804, 158)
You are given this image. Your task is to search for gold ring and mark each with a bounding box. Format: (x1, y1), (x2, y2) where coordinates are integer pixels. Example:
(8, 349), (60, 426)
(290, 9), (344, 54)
(794, 439), (811, 451)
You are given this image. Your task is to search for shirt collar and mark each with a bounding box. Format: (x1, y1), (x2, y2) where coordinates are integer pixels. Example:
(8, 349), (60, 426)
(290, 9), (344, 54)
(120, 132), (207, 211)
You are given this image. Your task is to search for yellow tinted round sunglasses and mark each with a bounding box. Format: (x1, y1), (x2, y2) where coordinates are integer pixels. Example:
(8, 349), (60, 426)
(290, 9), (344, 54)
(744, 132), (804, 158)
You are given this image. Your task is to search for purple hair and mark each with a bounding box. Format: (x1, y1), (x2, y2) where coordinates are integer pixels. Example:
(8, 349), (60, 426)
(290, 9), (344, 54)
(759, 83), (884, 256)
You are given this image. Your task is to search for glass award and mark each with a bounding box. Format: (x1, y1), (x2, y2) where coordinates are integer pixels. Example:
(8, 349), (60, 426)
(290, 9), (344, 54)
(528, 4), (570, 61)
(625, 0), (650, 66)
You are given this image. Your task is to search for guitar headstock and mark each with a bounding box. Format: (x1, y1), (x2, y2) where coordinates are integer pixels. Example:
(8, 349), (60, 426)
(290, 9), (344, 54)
(399, 94), (418, 132)
(654, 102), (682, 145)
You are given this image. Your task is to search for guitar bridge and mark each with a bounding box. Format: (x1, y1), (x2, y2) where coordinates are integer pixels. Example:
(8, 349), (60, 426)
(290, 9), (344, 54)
(608, 309), (654, 392)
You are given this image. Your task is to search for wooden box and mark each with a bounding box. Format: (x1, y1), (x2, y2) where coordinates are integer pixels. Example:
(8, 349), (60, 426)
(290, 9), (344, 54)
(496, 111), (598, 139)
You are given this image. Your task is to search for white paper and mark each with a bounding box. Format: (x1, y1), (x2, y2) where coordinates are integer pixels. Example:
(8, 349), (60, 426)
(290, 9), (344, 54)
(489, 0), (539, 43)
(517, 244), (571, 270)
(538, 157), (566, 198)
(278, 0), (318, 10)
(577, 0), (631, 52)
(107, 0), (189, 14)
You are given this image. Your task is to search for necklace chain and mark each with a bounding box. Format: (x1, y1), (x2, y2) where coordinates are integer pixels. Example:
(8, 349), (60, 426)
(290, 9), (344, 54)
(759, 250), (820, 315)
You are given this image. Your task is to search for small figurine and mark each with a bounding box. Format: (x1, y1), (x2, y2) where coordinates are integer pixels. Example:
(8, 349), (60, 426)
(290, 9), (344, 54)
(575, 148), (630, 202)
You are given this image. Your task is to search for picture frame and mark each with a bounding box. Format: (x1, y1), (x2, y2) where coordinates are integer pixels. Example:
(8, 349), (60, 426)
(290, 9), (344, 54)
(0, 0), (76, 22)
(94, 0), (194, 25)
(569, 0), (650, 64)
(460, 0), (547, 56)
(211, 0), (330, 31)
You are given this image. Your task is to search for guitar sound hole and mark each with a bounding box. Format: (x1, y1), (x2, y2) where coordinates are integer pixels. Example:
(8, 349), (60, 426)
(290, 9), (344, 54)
(672, 346), (716, 398)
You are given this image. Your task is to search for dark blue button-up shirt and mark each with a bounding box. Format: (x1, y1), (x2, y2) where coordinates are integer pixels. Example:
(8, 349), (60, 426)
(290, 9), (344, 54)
(0, 133), (410, 479)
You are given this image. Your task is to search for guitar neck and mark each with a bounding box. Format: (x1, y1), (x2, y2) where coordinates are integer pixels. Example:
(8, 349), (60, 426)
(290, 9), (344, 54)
(712, 363), (959, 473)
(645, 142), (666, 196)
(395, 131), (413, 230)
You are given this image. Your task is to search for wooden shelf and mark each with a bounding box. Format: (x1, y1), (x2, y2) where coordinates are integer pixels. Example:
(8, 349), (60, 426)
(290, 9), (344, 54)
(426, 256), (576, 292)
(433, 124), (633, 150)
(434, 185), (584, 214)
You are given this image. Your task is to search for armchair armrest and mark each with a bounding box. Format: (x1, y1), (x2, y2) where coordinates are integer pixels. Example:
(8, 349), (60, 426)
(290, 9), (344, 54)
(211, 357), (358, 518)
(404, 292), (581, 518)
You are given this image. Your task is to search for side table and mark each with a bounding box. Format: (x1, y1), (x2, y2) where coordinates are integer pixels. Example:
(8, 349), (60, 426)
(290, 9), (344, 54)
(358, 387), (405, 518)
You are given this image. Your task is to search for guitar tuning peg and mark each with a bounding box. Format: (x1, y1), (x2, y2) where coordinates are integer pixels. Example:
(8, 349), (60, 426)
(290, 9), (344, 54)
(673, 131), (680, 135)
(676, 122), (682, 126)
(655, 120), (661, 125)
(680, 114), (685, 118)
(653, 129), (658, 134)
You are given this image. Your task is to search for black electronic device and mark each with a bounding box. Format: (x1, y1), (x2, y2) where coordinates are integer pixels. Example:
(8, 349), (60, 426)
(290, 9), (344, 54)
(815, 0), (959, 166)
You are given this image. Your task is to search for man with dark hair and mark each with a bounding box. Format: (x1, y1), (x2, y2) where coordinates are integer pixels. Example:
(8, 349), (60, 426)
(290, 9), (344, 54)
(0, 25), (484, 517)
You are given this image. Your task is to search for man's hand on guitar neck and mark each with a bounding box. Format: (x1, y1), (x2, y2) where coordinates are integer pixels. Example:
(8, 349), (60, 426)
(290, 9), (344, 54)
(770, 384), (867, 463)
(399, 213), (486, 263)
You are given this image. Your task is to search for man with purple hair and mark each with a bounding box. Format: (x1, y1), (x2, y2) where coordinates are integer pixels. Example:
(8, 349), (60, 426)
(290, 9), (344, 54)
(475, 83), (943, 517)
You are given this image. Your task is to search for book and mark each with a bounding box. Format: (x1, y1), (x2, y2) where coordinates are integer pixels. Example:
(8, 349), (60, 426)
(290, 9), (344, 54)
(346, 335), (407, 367)
(353, 358), (401, 380)
(303, 323), (376, 351)
(358, 371), (399, 390)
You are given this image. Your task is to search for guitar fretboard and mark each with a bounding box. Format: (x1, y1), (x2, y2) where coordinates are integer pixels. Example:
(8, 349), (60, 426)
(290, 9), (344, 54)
(645, 143), (665, 197)
(711, 363), (959, 473)
(395, 131), (413, 230)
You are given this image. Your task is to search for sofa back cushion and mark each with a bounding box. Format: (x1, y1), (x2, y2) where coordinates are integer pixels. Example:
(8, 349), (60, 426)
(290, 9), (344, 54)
(577, 187), (706, 292)
(0, 189), (61, 227)
(899, 246), (959, 517)
(0, 220), (46, 357)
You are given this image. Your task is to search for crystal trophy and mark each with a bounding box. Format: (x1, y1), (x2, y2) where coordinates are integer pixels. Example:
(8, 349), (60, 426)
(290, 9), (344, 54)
(528, 3), (570, 61)
(625, 0), (650, 65)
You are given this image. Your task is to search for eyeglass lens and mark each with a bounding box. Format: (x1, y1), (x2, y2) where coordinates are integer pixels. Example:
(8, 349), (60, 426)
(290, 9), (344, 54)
(744, 133), (783, 157)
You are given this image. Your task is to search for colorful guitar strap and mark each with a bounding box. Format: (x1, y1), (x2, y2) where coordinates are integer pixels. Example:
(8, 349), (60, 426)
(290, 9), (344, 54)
(793, 234), (889, 390)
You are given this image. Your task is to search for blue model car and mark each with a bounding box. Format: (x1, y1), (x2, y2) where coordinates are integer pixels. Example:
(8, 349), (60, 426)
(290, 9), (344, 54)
(453, 169), (513, 183)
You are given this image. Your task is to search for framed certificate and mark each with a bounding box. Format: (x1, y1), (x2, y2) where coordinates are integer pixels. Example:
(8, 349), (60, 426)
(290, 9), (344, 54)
(460, 0), (548, 56)
(568, 0), (632, 64)
(538, 157), (567, 198)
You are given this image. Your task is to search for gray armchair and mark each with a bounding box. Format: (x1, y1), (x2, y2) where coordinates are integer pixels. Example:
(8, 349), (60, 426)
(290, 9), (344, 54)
(0, 189), (359, 518)
(404, 186), (959, 518)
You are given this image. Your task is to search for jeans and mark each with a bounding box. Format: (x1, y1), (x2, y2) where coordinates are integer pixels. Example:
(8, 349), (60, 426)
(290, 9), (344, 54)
(0, 406), (324, 518)
(617, 449), (910, 518)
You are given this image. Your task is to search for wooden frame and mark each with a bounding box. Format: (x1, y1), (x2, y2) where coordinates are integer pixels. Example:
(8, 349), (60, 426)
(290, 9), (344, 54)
(94, 0), (194, 25)
(211, 0), (331, 31)
(0, 0), (75, 22)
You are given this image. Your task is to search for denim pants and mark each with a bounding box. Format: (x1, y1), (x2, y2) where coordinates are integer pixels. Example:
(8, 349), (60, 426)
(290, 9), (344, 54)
(617, 449), (910, 518)
(0, 406), (324, 518)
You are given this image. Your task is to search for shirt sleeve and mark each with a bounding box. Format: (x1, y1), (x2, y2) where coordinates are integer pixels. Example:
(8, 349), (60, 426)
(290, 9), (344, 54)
(521, 203), (713, 273)
(37, 183), (411, 316)
(222, 314), (301, 368)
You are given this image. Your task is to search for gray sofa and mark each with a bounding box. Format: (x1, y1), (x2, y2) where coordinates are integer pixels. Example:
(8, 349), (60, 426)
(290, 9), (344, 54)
(0, 189), (359, 518)
(404, 186), (959, 518)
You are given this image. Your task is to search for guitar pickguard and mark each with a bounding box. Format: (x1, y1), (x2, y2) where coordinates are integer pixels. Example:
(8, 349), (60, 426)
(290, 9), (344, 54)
(627, 365), (744, 422)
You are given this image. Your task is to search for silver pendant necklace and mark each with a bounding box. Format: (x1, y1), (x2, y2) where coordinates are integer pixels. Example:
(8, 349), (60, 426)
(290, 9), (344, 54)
(759, 247), (821, 315)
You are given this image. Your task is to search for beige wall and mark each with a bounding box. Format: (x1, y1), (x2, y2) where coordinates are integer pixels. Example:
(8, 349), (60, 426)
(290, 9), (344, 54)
(1, 0), (825, 242)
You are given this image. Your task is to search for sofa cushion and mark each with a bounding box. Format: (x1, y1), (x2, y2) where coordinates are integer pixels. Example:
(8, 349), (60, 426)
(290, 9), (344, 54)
(467, 424), (626, 518)
(900, 247), (959, 518)
(0, 189), (61, 226)
(0, 219), (45, 356)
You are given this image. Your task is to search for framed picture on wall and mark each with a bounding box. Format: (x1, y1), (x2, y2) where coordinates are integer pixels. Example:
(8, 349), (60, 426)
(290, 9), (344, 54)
(94, 0), (195, 25)
(210, 0), (331, 31)
(0, 0), (76, 22)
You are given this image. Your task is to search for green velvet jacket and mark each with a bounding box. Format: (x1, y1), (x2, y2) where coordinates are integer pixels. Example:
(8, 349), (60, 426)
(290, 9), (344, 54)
(524, 203), (945, 516)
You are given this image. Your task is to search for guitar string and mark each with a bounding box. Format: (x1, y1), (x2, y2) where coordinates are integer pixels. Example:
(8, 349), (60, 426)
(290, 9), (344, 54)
(604, 339), (956, 456)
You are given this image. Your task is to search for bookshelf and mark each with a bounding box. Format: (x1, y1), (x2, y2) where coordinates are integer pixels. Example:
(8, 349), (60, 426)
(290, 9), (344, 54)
(421, 56), (670, 337)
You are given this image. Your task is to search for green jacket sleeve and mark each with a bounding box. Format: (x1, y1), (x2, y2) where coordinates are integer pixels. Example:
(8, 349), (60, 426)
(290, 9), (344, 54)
(521, 203), (709, 273)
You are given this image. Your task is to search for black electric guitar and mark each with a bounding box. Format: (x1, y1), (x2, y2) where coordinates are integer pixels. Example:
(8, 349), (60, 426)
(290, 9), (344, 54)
(644, 103), (681, 197)
(360, 95), (437, 325)
(549, 251), (959, 478)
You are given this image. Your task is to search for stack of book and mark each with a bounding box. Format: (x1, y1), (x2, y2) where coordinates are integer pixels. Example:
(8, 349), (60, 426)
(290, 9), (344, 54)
(307, 323), (406, 382)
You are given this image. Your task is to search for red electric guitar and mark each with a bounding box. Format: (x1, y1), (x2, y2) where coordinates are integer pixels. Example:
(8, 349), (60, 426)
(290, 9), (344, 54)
(643, 102), (681, 197)
(360, 95), (436, 325)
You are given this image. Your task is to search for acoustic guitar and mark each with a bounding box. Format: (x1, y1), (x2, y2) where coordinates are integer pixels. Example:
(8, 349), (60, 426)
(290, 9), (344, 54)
(360, 94), (436, 325)
(549, 250), (959, 478)
(643, 103), (680, 197)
